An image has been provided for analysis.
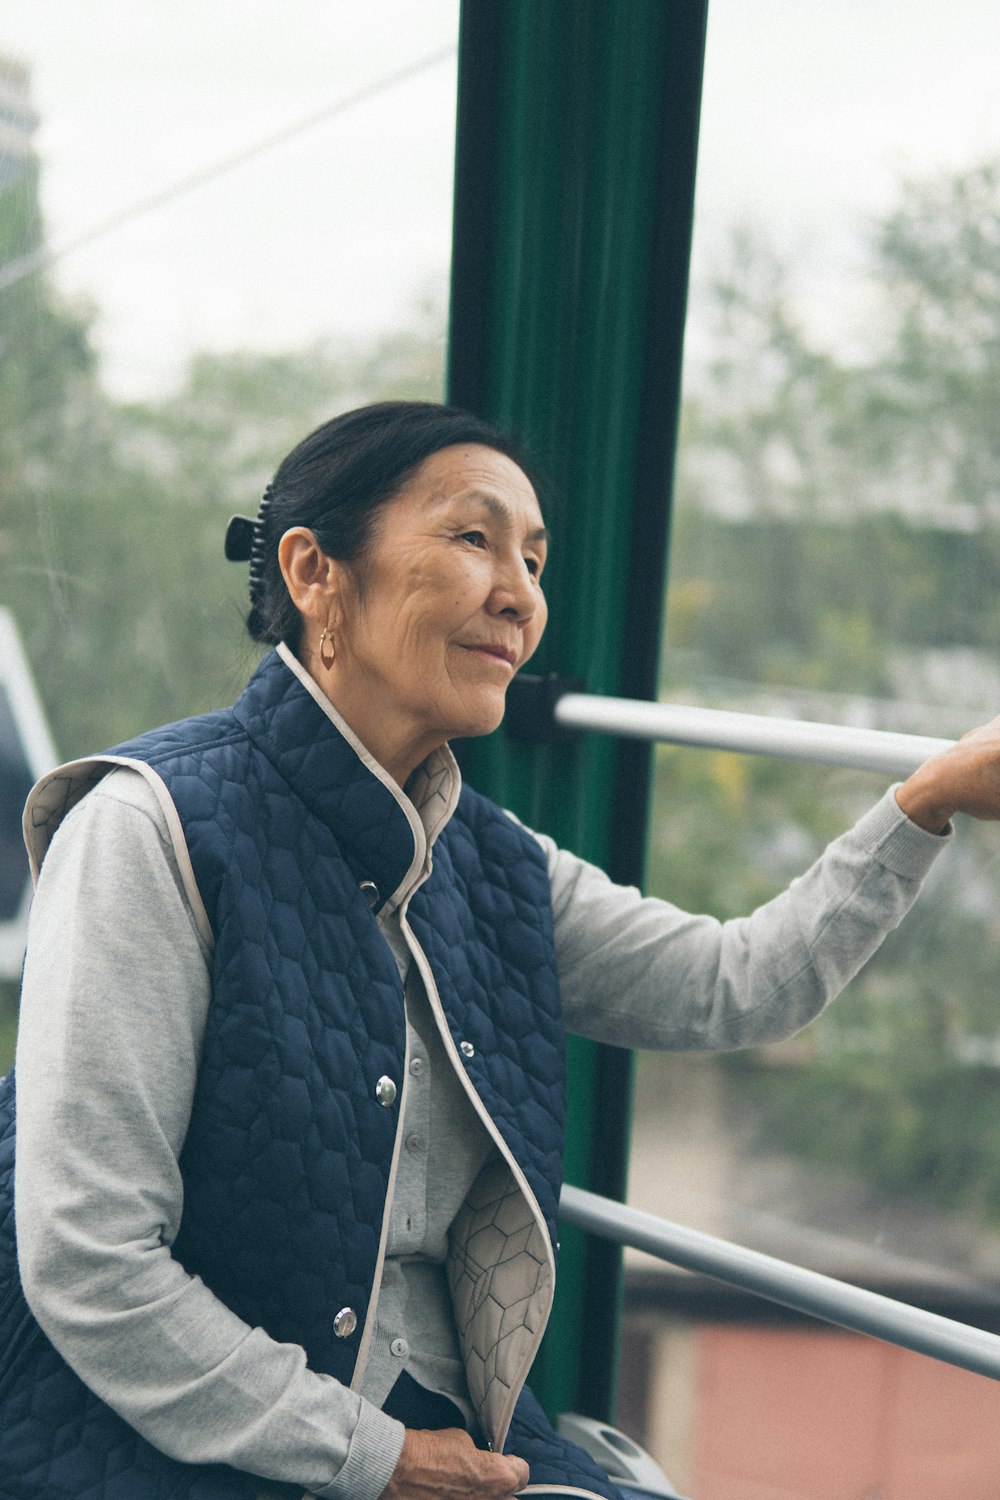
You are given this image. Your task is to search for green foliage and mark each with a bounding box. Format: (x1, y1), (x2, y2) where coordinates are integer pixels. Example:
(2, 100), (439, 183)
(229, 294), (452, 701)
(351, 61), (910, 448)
(726, 954), (1000, 1218)
(4, 303), (447, 756)
(664, 510), (1000, 693)
(729, 1049), (1000, 1215)
(647, 748), (853, 919)
(874, 159), (1000, 514)
(652, 152), (1000, 1221)
(0, 158), (94, 454)
(0, 159), (444, 1068)
(725, 873), (1000, 1218)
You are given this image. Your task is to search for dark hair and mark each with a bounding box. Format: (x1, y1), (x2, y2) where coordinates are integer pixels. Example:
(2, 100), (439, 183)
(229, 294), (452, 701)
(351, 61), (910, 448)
(228, 401), (534, 648)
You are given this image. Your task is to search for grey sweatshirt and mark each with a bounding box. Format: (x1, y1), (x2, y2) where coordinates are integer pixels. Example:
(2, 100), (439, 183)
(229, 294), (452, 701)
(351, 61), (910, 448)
(13, 662), (950, 1498)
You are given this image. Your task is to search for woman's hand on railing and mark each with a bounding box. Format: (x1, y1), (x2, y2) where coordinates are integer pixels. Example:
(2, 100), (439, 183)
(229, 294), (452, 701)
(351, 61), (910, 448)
(382, 1427), (530, 1500)
(897, 715), (1000, 833)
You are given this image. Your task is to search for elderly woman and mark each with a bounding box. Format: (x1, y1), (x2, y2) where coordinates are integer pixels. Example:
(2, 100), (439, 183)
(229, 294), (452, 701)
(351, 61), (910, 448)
(1, 401), (997, 1500)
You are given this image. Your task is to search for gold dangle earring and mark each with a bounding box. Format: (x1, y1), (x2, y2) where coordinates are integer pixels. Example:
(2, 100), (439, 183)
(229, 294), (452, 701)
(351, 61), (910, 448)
(318, 627), (336, 670)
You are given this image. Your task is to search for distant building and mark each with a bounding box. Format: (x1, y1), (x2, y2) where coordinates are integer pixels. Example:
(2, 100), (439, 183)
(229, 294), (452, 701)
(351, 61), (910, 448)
(0, 55), (39, 189)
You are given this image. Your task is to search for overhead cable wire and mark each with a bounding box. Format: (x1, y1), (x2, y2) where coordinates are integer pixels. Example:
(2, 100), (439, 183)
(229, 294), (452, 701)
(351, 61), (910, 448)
(0, 42), (456, 294)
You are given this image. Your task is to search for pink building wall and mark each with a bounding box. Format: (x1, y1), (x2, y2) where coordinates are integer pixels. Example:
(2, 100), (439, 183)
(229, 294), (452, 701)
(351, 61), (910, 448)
(692, 1326), (1000, 1498)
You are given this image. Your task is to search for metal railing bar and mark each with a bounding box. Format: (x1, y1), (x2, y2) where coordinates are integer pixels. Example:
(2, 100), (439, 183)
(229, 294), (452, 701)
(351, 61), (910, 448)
(553, 694), (955, 778)
(559, 1184), (1000, 1383)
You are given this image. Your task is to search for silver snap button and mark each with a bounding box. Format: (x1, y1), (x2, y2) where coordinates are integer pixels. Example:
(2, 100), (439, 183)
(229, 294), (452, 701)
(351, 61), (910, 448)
(375, 1075), (397, 1107)
(405, 1133), (424, 1152)
(359, 880), (380, 909)
(390, 1337), (409, 1358)
(409, 1056), (424, 1076)
(459, 1040), (475, 1058)
(333, 1307), (358, 1339)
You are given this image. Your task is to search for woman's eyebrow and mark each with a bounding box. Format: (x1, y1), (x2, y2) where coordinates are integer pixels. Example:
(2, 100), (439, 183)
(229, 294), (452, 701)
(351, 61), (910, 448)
(466, 490), (550, 545)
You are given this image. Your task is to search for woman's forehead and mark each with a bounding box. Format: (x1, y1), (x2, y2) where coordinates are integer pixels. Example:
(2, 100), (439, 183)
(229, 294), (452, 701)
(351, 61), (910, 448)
(401, 443), (545, 529)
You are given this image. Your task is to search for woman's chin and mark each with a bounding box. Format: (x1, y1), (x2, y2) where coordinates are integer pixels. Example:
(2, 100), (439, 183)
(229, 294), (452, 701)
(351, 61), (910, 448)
(447, 693), (509, 744)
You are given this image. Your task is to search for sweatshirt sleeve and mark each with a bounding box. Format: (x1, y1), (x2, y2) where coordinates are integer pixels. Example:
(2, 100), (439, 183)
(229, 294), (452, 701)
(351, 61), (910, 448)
(14, 768), (404, 1500)
(536, 787), (951, 1052)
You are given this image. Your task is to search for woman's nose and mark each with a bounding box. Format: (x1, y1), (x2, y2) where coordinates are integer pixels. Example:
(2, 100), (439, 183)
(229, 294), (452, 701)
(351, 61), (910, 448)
(492, 555), (538, 619)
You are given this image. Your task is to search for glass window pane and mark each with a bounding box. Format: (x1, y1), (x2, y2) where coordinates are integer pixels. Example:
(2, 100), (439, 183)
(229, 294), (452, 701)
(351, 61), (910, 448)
(631, 2), (1000, 1487)
(0, 3), (457, 1027)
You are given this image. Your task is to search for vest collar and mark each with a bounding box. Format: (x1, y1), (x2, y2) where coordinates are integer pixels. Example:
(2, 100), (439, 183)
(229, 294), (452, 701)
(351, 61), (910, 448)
(232, 645), (461, 914)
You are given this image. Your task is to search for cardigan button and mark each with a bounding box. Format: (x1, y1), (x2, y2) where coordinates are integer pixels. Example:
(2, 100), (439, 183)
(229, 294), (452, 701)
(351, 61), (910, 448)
(375, 1075), (397, 1107)
(359, 880), (380, 909)
(459, 1040), (475, 1058)
(333, 1307), (358, 1339)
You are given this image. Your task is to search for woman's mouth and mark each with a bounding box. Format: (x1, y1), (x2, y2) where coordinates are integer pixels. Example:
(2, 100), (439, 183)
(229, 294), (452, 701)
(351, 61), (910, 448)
(458, 643), (517, 669)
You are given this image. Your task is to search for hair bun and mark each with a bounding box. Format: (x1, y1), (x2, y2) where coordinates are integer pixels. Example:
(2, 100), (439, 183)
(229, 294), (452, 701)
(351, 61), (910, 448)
(224, 514), (256, 561)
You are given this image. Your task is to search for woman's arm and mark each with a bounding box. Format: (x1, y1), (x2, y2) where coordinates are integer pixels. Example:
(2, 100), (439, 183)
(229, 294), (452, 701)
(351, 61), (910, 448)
(537, 784), (951, 1052)
(15, 769), (403, 1500)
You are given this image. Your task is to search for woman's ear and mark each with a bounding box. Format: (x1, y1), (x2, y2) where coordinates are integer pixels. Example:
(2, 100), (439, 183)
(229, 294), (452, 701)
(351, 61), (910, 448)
(278, 528), (344, 626)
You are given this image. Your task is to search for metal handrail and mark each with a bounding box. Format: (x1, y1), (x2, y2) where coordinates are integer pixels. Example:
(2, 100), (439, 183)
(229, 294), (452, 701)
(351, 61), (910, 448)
(560, 1185), (1000, 1383)
(553, 693), (955, 777)
(555, 694), (999, 1378)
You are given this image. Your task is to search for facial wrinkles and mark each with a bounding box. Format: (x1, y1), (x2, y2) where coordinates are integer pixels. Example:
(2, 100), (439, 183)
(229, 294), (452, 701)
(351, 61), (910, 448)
(429, 498), (547, 603)
(471, 491), (549, 558)
(354, 538), (457, 701)
(321, 445), (547, 782)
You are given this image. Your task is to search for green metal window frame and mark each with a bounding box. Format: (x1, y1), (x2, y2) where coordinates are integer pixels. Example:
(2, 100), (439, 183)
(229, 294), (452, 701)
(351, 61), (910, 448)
(446, 0), (709, 1421)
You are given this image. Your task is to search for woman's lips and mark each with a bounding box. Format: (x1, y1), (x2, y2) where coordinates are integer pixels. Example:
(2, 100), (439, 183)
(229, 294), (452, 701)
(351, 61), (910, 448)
(459, 643), (517, 668)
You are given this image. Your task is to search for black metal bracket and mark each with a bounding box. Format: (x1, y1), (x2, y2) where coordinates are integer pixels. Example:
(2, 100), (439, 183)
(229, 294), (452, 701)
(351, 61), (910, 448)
(504, 673), (586, 743)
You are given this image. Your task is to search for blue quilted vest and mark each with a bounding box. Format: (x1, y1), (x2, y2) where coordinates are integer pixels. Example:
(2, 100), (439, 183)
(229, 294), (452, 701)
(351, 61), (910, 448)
(0, 651), (621, 1500)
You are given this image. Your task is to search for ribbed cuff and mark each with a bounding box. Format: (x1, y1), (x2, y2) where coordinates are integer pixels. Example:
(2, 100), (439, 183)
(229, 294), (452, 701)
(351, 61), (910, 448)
(852, 786), (953, 879)
(313, 1400), (405, 1500)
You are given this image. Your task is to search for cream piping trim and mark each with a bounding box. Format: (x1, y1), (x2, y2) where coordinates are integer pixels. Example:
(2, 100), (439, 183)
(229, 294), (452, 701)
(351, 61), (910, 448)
(125, 761), (213, 953)
(400, 908), (557, 1453)
(23, 755), (213, 952)
(518, 1488), (613, 1498)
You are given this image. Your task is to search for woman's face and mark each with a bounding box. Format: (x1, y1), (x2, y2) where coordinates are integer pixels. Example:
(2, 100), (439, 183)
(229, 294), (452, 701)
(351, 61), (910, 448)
(326, 443), (549, 781)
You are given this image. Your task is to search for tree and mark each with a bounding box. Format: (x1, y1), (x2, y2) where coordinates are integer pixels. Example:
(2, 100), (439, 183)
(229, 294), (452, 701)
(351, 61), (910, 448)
(4, 302), (446, 760)
(652, 154), (1000, 1224)
(872, 160), (1000, 522)
(0, 105), (447, 1067)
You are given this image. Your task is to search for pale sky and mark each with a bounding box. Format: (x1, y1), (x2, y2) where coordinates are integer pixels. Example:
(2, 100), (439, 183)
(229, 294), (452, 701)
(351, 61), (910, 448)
(4, 0), (1000, 399)
(4, 0), (460, 395)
